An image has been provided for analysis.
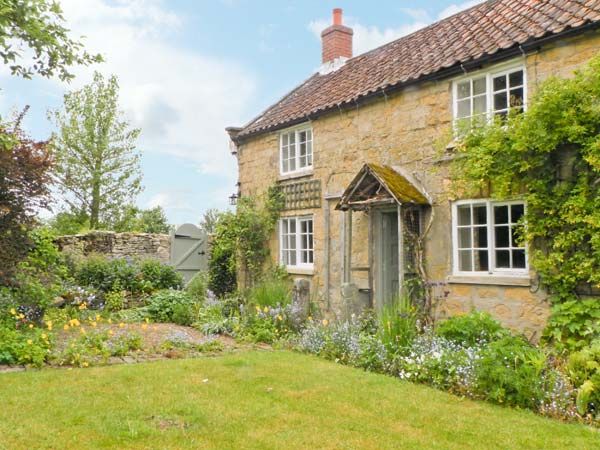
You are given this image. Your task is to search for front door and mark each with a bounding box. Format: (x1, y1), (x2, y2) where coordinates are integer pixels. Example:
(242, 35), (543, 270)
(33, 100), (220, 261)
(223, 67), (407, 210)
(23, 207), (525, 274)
(378, 210), (399, 309)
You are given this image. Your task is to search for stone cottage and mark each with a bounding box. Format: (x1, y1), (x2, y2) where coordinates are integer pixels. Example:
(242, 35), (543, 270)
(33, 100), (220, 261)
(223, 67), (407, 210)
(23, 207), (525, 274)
(226, 1), (600, 338)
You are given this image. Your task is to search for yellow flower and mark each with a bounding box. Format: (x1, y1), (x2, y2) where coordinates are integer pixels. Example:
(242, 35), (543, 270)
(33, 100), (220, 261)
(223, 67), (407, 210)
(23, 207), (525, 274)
(47, 324), (53, 331)
(82, 362), (89, 368)
(119, 322), (125, 328)
(255, 305), (261, 312)
(144, 318), (150, 324)
(91, 321), (97, 328)
(63, 324), (69, 331)
(263, 307), (269, 313)
(308, 316), (313, 322)
(26, 339), (33, 345)
(28, 324), (34, 329)
(141, 324), (148, 330)
(41, 333), (47, 340)
(322, 319), (329, 326)
(18, 313), (25, 319)
(80, 327), (86, 334)
(95, 314), (101, 321)
(108, 318), (112, 324)
(78, 303), (87, 310)
(108, 330), (114, 336)
(9, 308), (16, 315)
(276, 315), (283, 321)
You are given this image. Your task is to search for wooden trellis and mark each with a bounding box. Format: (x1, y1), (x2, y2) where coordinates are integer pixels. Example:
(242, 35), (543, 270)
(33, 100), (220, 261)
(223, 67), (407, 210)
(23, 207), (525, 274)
(279, 179), (321, 210)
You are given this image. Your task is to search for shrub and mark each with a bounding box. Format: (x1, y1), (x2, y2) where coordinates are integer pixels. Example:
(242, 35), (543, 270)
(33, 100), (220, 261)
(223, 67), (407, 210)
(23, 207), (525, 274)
(377, 295), (418, 353)
(473, 336), (550, 409)
(186, 272), (208, 303)
(543, 299), (600, 353)
(247, 272), (291, 308)
(566, 340), (600, 418)
(147, 290), (198, 325)
(0, 327), (52, 368)
(53, 330), (142, 367)
(194, 294), (239, 335)
(75, 255), (183, 297)
(435, 311), (509, 347)
(104, 290), (126, 312)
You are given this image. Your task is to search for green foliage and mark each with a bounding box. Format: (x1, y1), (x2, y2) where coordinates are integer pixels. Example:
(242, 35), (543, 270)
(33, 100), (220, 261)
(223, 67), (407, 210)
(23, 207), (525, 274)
(74, 255), (182, 297)
(0, 326), (52, 368)
(112, 205), (173, 234)
(147, 290), (198, 326)
(0, 115), (53, 285)
(208, 186), (284, 295)
(453, 54), (600, 348)
(185, 272), (208, 303)
(474, 336), (550, 409)
(49, 72), (142, 229)
(199, 208), (220, 234)
(246, 270), (291, 308)
(435, 311), (509, 347)
(104, 290), (126, 312)
(0, 0), (101, 81)
(377, 295), (418, 353)
(53, 330), (142, 367)
(46, 210), (90, 235)
(566, 340), (600, 418)
(542, 299), (600, 352)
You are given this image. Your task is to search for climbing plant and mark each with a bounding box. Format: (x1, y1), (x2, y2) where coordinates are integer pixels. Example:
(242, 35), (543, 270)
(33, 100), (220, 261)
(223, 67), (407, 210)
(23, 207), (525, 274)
(451, 54), (600, 345)
(208, 186), (284, 296)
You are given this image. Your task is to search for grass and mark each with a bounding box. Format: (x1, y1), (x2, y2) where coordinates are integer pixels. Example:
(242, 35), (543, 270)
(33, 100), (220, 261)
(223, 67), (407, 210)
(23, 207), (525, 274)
(0, 351), (598, 449)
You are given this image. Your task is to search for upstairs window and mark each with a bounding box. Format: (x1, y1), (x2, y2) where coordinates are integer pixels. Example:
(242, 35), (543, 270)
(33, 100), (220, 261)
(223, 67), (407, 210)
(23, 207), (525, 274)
(454, 66), (525, 129)
(280, 126), (313, 175)
(452, 200), (527, 276)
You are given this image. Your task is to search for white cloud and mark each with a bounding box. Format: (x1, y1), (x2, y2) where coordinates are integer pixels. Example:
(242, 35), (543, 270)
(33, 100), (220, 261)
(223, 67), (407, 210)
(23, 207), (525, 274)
(55, 0), (256, 178)
(308, 1), (484, 56)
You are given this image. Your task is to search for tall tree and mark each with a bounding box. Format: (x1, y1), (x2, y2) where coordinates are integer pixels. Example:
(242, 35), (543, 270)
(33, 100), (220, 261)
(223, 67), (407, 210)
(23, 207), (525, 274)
(50, 71), (142, 229)
(0, 109), (53, 284)
(0, 0), (101, 81)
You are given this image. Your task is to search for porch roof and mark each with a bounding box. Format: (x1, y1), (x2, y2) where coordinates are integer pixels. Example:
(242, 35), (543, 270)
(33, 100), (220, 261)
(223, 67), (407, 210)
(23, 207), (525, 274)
(336, 163), (429, 211)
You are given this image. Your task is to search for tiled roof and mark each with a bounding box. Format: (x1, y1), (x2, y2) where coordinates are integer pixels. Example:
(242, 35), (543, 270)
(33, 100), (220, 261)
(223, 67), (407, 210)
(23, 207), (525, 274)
(233, 0), (600, 141)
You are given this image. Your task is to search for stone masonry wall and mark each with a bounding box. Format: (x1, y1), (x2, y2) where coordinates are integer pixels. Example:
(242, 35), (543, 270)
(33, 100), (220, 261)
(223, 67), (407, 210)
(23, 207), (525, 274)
(236, 30), (600, 338)
(55, 232), (171, 264)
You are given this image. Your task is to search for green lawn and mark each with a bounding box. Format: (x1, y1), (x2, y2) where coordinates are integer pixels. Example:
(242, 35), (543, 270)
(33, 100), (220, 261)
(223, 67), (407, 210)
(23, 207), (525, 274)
(0, 351), (597, 449)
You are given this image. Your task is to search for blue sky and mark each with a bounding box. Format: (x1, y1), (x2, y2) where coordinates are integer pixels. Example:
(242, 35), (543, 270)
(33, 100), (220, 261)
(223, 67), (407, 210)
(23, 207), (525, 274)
(0, 0), (482, 225)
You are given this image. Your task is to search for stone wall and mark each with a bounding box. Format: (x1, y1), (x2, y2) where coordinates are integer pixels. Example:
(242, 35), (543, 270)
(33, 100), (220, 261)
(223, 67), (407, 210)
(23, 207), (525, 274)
(235, 30), (600, 337)
(55, 232), (171, 263)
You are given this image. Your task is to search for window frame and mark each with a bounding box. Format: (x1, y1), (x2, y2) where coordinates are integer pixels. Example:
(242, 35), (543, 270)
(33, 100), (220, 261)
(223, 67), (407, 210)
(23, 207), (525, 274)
(279, 124), (313, 176)
(452, 62), (527, 127)
(279, 215), (314, 269)
(451, 199), (528, 277)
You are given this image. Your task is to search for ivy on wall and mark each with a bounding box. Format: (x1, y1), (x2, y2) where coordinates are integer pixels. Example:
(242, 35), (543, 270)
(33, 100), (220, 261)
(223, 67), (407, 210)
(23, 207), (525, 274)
(208, 186), (284, 296)
(452, 54), (600, 305)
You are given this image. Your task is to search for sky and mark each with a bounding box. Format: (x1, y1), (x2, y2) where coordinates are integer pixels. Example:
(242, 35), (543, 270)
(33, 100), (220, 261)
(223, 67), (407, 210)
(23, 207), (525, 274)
(0, 0), (483, 226)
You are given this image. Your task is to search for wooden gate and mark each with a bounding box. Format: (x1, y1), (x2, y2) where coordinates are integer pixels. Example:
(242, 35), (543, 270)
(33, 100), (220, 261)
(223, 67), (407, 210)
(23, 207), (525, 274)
(170, 223), (208, 284)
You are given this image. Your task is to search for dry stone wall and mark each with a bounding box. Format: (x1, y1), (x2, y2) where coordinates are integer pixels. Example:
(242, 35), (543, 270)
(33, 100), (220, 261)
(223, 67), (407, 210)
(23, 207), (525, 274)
(55, 232), (171, 263)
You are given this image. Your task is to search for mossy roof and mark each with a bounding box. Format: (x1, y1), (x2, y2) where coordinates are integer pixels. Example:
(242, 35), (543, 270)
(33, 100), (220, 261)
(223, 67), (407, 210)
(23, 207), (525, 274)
(337, 163), (429, 210)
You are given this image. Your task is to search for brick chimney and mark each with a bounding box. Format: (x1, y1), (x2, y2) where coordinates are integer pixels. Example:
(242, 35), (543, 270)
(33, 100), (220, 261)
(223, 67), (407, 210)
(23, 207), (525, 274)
(321, 8), (353, 64)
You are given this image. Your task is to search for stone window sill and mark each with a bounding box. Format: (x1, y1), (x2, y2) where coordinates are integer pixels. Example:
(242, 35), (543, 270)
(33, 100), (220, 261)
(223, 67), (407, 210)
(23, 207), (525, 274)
(278, 169), (314, 182)
(447, 275), (531, 287)
(286, 266), (314, 276)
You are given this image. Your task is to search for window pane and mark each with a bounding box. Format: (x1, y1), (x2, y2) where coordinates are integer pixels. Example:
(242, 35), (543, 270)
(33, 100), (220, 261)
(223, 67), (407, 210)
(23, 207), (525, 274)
(457, 99), (470, 118)
(288, 158), (296, 171)
(511, 204), (524, 222)
(474, 226), (487, 248)
(289, 219), (296, 234)
(510, 88), (524, 108)
(282, 134), (288, 146)
(473, 77), (486, 95)
(473, 205), (487, 225)
(473, 95), (487, 114)
(512, 249), (526, 268)
(474, 250), (489, 271)
(457, 205), (471, 225)
(493, 75), (507, 91)
(457, 81), (470, 99)
(494, 92), (507, 111)
(289, 132), (295, 145)
(509, 70), (523, 87)
(458, 228), (471, 249)
(289, 250), (296, 266)
(459, 250), (473, 271)
(495, 226), (510, 248)
(299, 141), (307, 157)
(495, 250), (510, 268)
(494, 206), (509, 224)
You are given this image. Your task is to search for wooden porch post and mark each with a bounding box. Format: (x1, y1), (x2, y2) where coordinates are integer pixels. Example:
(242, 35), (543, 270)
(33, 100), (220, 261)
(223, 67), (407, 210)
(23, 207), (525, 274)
(343, 209), (352, 283)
